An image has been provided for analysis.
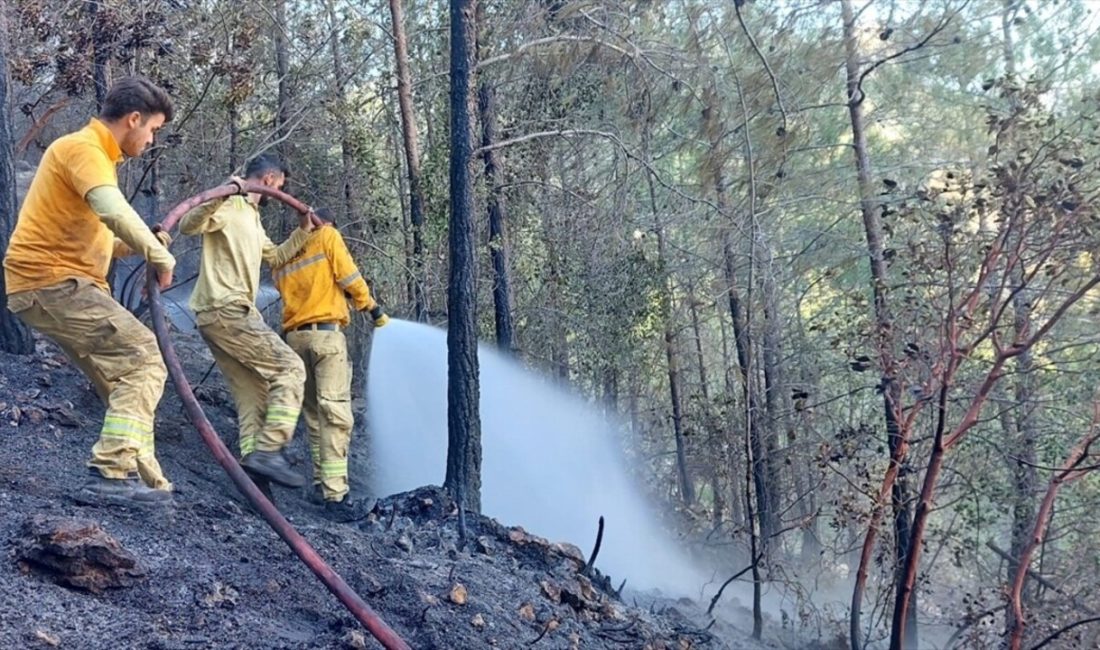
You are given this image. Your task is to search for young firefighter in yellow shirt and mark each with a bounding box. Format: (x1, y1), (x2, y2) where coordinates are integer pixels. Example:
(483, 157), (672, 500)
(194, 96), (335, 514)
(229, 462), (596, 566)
(4, 77), (177, 508)
(272, 209), (388, 521)
(179, 154), (315, 489)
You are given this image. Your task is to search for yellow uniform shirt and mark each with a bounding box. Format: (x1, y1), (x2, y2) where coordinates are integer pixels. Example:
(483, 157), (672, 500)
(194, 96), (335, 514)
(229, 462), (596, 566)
(273, 226), (377, 331)
(180, 194), (310, 313)
(4, 118), (174, 294)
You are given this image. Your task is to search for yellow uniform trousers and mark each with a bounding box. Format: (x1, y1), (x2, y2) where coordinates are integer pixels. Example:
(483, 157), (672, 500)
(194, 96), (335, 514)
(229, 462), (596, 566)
(196, 302), (305, 456)
(286, 328), (353, 501)
(7, 279), (171, 489)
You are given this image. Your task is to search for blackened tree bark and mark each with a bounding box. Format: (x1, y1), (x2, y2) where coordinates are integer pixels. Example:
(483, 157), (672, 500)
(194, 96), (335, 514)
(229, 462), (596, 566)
(704, 91), (774, 551)
(723, 231), (772, 547)
(326, 0), (356, 225)
(274, 0), (294, 235)
(477, 83), (516, 353)
(640, 128), (693, 505)
(389, 0), (428, 322)
(228, 102), (240, 173)
(688, 280), (725, 524)
(543, 152), (569, 380)
(0, 26), (32, 354)
(474, 4), (515, 353)
(274, 0), (291, 148)
(443, 0), (482, 514)
(86, 0), (110, 110)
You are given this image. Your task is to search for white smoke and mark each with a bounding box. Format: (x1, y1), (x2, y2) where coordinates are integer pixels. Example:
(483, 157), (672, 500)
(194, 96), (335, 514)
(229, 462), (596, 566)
(366, 319), (707, 595)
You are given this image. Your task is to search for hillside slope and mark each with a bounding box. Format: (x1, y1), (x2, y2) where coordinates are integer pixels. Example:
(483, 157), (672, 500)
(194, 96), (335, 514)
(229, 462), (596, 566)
(0, 330), (767, 649)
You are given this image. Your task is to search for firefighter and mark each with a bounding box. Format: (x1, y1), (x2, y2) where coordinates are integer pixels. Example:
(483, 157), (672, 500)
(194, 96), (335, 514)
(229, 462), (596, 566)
(272, 209), (388, 521)
(179, 154), (315, 488)
(4, 77), (177, 507)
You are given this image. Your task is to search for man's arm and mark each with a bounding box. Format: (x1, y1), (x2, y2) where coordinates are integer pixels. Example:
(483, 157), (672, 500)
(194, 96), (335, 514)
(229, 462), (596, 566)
(328, 229), (388, 325)
(112, 230), (171, 258)
(86, 185), (174, 273)
(179, 196), (237, 235)
(328, 229), (376, 312)
(262, 226), (312, 268)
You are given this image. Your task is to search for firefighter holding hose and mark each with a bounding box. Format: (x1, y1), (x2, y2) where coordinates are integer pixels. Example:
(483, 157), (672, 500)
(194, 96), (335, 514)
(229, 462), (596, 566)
(4, 77), (177, 507)
(179, 154), (315, 489)
(273, 208), (388, 522)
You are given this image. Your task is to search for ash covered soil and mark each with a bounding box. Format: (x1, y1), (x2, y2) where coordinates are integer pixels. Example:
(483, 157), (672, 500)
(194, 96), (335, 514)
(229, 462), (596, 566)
(0, 328), (773, 650)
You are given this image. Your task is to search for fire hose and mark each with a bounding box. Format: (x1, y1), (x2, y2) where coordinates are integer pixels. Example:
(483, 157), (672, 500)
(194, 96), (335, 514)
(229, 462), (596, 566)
(146, 182), (412, 650)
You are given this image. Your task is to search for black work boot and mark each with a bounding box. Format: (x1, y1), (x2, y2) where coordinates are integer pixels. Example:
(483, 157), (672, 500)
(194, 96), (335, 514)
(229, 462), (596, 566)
(76, 473), (173, 508)
(322, 496), (377, 523)
(240, 450), (306, 488)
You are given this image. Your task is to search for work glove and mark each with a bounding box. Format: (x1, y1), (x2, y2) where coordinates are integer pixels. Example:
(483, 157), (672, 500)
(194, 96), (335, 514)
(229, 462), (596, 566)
(369, 306), (390, 328)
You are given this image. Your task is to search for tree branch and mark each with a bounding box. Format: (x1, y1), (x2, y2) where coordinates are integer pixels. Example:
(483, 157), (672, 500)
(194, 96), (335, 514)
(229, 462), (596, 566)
(852, 4), (966, 106)
(734, 2), (787, 134)
(476, 35), (631, 70)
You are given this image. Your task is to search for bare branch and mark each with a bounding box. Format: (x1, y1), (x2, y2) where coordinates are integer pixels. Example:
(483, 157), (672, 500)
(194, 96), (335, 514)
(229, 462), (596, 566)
(476, 35), (632, 70)
(852, 3), (968, 106)
(734, 2), (788, 133)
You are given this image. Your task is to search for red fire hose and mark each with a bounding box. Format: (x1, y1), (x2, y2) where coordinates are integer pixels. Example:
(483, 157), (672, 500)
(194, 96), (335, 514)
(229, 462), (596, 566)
(147, 182), (412, 650)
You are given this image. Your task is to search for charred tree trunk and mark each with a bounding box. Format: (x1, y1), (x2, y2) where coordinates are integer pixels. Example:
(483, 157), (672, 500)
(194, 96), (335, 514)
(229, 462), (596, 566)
(723, 232), (772, 551)
(640, 116), (692, 505)
(541, 153), (569, 380)
(388, 105), (416, 308)
(327, 0), (356, 225)
(389, 0), (428, 322)
(477, 83), (515, 353)
(643, 175), (693, 506)
(760, 247), (787, 546)
(474, 4), (515, 353)
(840, 1), (917, 648)
(443, 0), (482, 515)
(274, 0), (291, 148)
(701, 86), (773, 554)
(689, 282), (725, 524)
(0, 27), (33, 354)
(273, 0), (294, 236)
(740, 359), (764, 641)
(228, 102), (240, 173)
(86, 1), (110, 111)
(718, 305), (746, 532)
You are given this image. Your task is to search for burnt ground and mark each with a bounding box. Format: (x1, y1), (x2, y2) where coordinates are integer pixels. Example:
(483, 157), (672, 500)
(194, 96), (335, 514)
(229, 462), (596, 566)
(0, 325), (778, 650)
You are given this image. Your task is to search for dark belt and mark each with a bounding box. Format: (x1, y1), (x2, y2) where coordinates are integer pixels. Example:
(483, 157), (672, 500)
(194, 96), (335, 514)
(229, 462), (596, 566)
(291, 322), (339, 332)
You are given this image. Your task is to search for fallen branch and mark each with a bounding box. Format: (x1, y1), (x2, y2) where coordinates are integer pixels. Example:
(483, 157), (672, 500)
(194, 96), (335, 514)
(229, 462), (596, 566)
(1028, 616), (1100, 650)
(706, 553), (763, 615)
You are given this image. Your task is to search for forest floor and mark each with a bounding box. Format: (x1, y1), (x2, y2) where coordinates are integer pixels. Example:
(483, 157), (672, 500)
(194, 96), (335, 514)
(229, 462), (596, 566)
(0, 325), (790, 650)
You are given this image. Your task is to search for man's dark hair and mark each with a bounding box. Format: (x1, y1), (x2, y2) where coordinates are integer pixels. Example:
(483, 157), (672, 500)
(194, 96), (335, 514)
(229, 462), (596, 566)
(314, 207), (336, 227)
(101, 76), (174, 123)
(244, 153), (290, 180)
